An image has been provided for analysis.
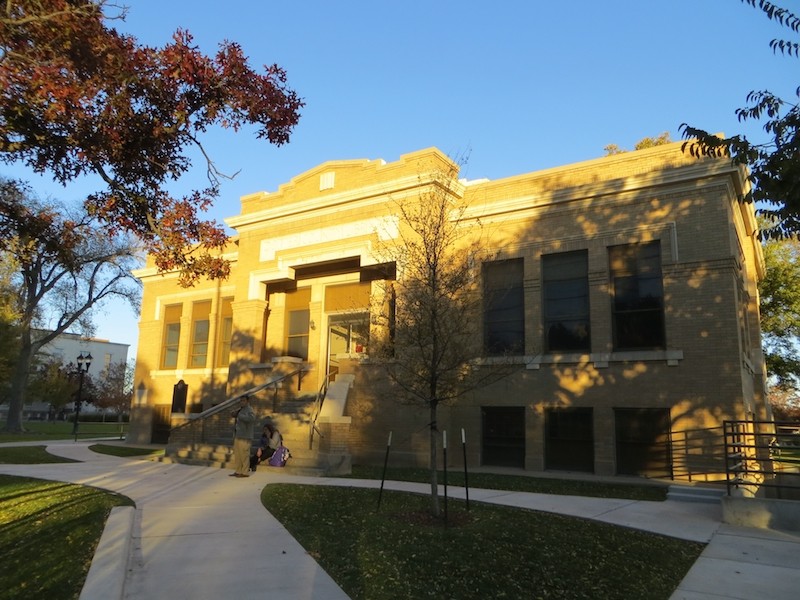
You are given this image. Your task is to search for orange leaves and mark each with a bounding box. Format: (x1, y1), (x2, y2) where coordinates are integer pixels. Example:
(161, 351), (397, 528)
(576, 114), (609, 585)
(1, 1), (303, 284)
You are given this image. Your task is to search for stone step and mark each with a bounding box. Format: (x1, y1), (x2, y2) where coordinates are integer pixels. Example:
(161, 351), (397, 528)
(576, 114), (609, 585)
(164, 442), (329, 471)
(667, 484), (725, 503)
(174, 447), (230, 460)
(200, 434), (310, 448)
(159, 453), (325, 476)
(173, 442), (316, 458)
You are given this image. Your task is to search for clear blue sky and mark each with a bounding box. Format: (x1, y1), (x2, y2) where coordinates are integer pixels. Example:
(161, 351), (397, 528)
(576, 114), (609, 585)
(4, 0), (795, 359)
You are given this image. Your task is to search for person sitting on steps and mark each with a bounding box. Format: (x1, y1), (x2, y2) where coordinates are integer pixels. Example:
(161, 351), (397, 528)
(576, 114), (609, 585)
(250, 423), (282, 471)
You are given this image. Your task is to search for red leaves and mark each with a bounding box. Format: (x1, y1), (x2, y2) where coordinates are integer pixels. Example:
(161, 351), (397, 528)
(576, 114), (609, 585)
(0, 0), (303, 284)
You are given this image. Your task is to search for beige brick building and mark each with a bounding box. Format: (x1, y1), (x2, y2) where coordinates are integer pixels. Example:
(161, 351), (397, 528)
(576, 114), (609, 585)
(128, 143), (767, 480)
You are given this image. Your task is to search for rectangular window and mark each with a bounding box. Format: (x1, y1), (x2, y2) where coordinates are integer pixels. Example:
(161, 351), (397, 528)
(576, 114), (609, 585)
(285, 288), (311, 360)
(483, 258), (525, 355)
(615, 408), (672, 478)
(162, 304), (182, 369)
(609, 242), (665, 350)
(287, 309), (310, 359)
(217, 297), (233, 367)
(545, 407), (594, 472)
(543, 250), (590, 352)
(190, 301), (211, 368)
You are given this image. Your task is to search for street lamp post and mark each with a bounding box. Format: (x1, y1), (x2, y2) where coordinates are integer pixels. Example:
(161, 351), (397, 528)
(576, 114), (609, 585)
(73, 351), (92, 441)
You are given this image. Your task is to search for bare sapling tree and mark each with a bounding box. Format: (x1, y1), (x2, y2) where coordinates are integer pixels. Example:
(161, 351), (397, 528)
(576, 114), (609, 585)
(0, 178), (141, 432)
(371, 159), (518, 516)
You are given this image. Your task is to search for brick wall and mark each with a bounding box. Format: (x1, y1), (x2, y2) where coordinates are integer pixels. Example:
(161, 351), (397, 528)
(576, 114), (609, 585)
(133, 144), (763, 480)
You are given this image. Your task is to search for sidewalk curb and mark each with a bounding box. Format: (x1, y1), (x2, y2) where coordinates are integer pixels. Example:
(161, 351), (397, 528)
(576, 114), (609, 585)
(79, 506), (135, 600)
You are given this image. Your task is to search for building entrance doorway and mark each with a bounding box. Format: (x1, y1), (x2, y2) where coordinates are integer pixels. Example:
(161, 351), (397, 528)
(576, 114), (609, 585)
(326, 314), (368, 382)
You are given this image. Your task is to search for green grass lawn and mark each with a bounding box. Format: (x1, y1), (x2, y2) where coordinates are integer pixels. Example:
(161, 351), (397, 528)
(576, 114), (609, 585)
(0, 475), (134, 600)
(0, 420), (127, 443)
(345, 465), (668, 501)
(0, 443), (160, 600)
(262, 484), (704, 600)
(0, 444), (163, 463)
(0, 445), (80, 464)
(0, 443), (694, 599)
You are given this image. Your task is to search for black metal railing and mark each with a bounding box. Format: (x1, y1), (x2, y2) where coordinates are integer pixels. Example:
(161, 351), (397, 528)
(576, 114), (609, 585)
(723, 419), (800, 499)
(167, 368), (305, 448)
(309, 372), (336, 450)
(670, 425), (727, 483)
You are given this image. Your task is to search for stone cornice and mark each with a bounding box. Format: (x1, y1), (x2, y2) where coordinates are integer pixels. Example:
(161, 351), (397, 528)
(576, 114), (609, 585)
(227, 172), (465, 232)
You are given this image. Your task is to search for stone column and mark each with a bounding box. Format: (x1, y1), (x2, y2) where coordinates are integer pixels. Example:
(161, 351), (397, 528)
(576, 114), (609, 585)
(176, 310), (192, 370)
(231, 299), (269, 364)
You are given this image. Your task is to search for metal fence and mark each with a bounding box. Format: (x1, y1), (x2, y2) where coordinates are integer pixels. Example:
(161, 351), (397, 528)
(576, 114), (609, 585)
(724, 419), (800, 500)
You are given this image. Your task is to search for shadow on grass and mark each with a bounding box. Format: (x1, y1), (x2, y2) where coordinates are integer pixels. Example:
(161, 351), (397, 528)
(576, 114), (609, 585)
(342, 465), (668, 501)
(262, 484), (702, 600)
(0, 446), (79, 464)
(0, 475), (134, 600)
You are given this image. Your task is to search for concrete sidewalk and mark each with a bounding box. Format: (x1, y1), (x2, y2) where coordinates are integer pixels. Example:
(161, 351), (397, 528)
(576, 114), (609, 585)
(2, 440), (799, 599)
(2, 441), (348, 600)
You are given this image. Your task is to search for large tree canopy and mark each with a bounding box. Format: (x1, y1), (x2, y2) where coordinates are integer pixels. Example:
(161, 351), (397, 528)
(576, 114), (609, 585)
(759, 234), (800, 390)
(681, 0), (799, 237)
(0, 0), (303, 284)
(0, 177), (141, 432)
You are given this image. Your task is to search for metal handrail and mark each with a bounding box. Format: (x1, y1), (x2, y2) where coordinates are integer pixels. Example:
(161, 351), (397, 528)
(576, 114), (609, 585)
(723, 419), (800, 498)
(309, 372), (336, 449)
(169, 368), (304, 433)
(670, 425), (726, 482)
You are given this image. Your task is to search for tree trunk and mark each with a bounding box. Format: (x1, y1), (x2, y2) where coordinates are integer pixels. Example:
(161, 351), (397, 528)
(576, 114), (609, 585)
(4, 336), (35, 433)
(429, 402), (440, 517)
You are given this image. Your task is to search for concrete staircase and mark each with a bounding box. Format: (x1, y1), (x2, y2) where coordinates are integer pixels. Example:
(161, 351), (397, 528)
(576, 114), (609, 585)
(159, 441), (328, 476)
(161, 366), (355, 476)
(667, 484), (726, 504)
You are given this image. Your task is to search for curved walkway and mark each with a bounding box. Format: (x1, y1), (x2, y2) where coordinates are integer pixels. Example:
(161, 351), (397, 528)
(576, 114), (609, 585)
(1, 440), (799, 599)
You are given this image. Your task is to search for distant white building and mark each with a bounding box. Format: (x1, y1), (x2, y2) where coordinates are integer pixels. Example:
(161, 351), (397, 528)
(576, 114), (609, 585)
(1, 331), (129, 420)
(38, 331), (130, 380)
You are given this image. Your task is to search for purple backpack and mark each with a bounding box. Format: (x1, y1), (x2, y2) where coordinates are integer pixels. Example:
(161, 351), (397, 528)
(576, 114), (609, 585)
(268, 445), (290, 467)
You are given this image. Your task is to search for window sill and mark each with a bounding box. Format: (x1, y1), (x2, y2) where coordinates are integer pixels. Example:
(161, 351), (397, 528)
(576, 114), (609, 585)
(272, 356), (304, 365)
(331, 352), (368, 360)
(150, 367), (231, 378)
(523, 350), (683, 369)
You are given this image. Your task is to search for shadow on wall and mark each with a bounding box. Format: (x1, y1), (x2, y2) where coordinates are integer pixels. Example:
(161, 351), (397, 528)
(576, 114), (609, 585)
(191, 329), (286, 409)
(345, 360), (432, 465)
